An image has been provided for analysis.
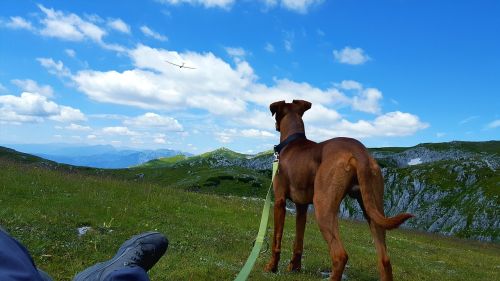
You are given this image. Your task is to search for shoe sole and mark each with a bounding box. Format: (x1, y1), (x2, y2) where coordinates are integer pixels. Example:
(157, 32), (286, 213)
(73, 232), (162, 281)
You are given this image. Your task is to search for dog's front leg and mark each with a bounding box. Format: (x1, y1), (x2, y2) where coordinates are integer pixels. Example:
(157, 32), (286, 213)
(288, 203), (308, 272)
(264, 197), (286, 273)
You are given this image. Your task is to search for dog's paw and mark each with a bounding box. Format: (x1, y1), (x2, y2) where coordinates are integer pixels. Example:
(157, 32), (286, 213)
(287, 261), (301, 272)
(264, 261), (278, 273)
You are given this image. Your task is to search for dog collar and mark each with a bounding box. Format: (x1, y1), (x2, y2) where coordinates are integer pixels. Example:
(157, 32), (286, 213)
(274, 132), (306, 155)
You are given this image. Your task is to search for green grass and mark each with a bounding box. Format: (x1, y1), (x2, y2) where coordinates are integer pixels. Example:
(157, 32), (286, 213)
(418, 141), (500, 154)
(1, 158), (499, 281)
(138, 154), (189, 167)
(118, 163), (272, 198)
(369, 140), (500, 156)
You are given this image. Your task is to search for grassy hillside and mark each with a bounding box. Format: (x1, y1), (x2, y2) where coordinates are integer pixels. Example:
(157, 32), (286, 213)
(2, 141), (499, 241)
(417, 141), (500, 154)
(136, 141), (499, 241)
(125, 147), (272, 198)
(1, 152), (499, 280)
(368, 140), (500, 154)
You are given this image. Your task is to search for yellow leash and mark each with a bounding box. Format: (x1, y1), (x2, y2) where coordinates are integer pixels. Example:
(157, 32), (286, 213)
(234, 160), (278, 281)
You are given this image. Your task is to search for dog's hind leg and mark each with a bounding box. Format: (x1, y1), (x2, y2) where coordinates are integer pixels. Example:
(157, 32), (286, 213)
(370, 222), (393, 281)
(287, 203), (308, 272)
(314, 198), (347, 281)
(368, 174), (394, 281)
(356, 195), (394, 281)
(313, 173), (350, 281)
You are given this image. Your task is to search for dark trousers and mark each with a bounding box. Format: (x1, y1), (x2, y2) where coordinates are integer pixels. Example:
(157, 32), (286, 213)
(0, 228), (149, 281)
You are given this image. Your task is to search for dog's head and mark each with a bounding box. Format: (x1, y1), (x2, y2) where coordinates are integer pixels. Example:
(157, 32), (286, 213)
(270, 100), (312, 132)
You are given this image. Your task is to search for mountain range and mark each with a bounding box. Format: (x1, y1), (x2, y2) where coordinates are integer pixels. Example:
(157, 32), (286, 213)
(1, 143), (189, 168)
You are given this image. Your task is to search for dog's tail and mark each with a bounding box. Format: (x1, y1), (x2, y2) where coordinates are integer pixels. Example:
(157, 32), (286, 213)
(355, 154), (413, 230)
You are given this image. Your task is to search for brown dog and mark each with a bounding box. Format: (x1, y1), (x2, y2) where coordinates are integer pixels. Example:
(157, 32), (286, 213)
(265, 100), (413, 281)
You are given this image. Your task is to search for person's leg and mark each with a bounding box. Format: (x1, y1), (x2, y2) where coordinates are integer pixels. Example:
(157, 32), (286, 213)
(0, 227), (53, 281)
(37, 269), (54, 281)
(73, 232), (167, 281)
(102, 267), (149, 281)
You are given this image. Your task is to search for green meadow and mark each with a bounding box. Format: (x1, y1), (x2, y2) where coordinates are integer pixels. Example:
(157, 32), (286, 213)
(0, 151), (499, 281)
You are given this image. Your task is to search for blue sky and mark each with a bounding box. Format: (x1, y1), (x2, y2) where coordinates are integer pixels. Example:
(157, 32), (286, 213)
(0, 0), (498, 154)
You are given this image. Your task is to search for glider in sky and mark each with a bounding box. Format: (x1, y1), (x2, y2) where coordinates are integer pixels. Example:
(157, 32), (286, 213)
(165, 60), (196, 69)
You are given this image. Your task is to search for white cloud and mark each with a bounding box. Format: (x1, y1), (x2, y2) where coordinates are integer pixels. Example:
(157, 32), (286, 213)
(102, 126), (138, 136)
(303, 104), (341, 123)
(32, 34), (426, 142)
(283, 30), (294, 52)
(261, 0), (323, 13)
(87, 134), (97, 139)
(215, 128), (274, 143)
(72, 44), (253, 115)
(234, 110), (275, 130)
(89, 113), (128, 120)
(338, 80), (363, 91)
(38, 4), (106, 42)
(280, 0), (324, 14)
(37, 57), (71, 77)
(65, 123), (91, 131)
(241, 129), (275, 138)
(284, 39), (292, 52)
(262, 0), (278, 7)
(188, 94), (247, 115)
(215, 129), (236, 143)
(0, 83), (8, 94)
(158, 0), (322, 12)
(98, 42), (128, 53)
(4, 16), (33, 30)
(156, 0), (235, 9)
(307, 111), (429, 140)
(73, 69), (175, 109)
(225, 47), (246, 58)
(335, 80), (383, 114)
(245, 78), (348, 108)
(154, 137), (167, 144)
(371, 111), (429, 136)
(0, 108), (42, 123)
(107, 18), (130, 34)
(67, 45), (384, 121)
(0, 92), (58, 117)
(352, 88), (383, 114)
(140, 25), (168, 41)
(8, 6), (126, 53)
(124, 112), (183, 131)
(65, 49), (76, 57)
(486, 119), (500, 129)
(11, 79), (54, 97)
(49, 106), (86, 122)
(264, 42), (275, 53)
(333, 46), (371, 65)
(459, 115), (479, 125)
(0, 92), (85, 124)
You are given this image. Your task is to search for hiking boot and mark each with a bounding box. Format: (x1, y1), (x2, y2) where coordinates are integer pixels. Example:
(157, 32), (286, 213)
(73, 231), (168, 281)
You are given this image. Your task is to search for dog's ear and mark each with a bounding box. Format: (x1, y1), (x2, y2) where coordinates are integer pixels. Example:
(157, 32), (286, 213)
(270, 100), (286, 116)
(292, 100), (312, 115)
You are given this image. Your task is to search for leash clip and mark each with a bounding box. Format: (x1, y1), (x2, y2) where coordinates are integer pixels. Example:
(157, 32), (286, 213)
(273, 152), (279, 162)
